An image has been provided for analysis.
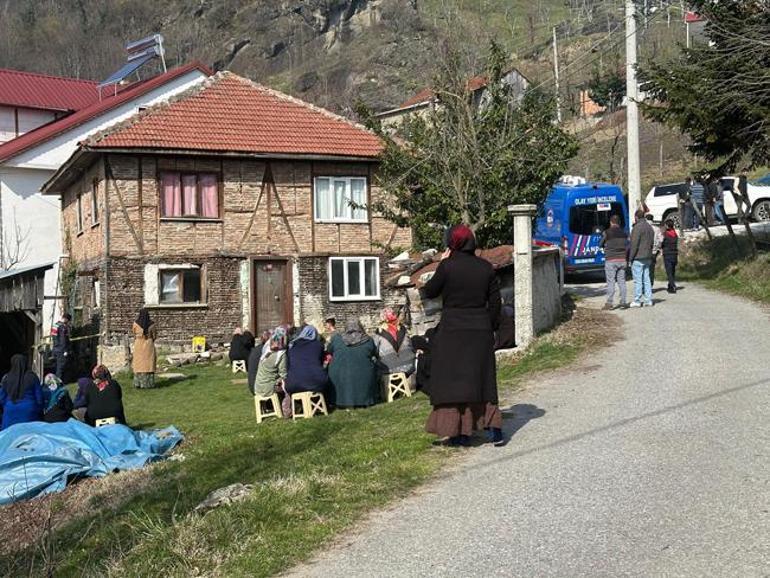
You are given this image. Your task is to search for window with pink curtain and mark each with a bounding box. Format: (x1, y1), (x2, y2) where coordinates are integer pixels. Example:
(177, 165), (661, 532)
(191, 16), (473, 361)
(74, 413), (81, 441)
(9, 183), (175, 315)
(199, 174), (218, 218)
(182, 174), (198, 216)
(161, 172), (182, 217)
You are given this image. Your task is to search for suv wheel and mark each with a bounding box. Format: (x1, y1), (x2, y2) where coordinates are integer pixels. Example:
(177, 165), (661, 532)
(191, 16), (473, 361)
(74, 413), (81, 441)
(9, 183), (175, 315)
(752, 199), (770, 221)
(663, 210), (681, 229)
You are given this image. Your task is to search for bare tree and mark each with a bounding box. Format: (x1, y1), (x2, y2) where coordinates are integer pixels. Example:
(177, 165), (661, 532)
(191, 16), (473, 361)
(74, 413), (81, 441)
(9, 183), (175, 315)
(1, 209), (31, 270)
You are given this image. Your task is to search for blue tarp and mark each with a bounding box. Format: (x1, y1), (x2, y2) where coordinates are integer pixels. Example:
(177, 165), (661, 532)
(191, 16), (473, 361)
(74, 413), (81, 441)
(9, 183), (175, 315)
(0, 419), (183, 505)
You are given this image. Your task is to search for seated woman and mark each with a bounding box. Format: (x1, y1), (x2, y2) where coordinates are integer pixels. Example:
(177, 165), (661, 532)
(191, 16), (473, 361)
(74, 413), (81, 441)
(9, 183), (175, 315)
(0, 354), (44, 430)
(286, 325), (328, 396)
(72, 376), (91, 421)
(84, 365), (126, 426)
(253, 327), (288, 400)
(328, 319), (379, 408)
(247, 330), (271, 396)
(229, 327), (252, 362)
(372, 307), (415, 380)
(42, 373), (74, 423)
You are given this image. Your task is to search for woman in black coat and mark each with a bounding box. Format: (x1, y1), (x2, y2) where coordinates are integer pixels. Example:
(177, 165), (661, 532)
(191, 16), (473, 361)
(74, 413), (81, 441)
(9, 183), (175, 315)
(422, 224), (503, 446)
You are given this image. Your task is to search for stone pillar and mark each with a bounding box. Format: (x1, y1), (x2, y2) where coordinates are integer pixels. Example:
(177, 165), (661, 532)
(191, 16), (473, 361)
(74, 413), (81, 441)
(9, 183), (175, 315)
(508, 204), (538, 348)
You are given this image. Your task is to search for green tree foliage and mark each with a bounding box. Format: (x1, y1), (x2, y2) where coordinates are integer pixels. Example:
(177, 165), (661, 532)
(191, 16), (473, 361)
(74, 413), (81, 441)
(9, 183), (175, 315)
(641, 0), (770, 174)
(368, 42), (579, 249)
(587, 68), (626, 112)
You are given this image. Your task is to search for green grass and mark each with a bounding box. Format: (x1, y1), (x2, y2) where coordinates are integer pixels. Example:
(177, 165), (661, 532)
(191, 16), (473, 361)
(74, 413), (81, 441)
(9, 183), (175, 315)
(678, 235), (770, 304)
(2, 326), (598, 577)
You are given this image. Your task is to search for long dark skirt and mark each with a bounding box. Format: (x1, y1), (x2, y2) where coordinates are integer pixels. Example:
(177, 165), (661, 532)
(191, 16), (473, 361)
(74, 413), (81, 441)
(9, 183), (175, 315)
(424, 309), (498, 406)
(426, 403), (502, 438)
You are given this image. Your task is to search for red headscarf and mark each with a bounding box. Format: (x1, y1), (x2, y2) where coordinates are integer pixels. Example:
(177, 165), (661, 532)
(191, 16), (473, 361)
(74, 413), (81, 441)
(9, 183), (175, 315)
(381, 307), (399, 340)
(447, 224), (477, 253)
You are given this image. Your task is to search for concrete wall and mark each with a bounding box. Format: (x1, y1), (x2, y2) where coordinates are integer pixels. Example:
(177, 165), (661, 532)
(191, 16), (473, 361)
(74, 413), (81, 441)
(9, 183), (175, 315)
(532, 246), (563, 334)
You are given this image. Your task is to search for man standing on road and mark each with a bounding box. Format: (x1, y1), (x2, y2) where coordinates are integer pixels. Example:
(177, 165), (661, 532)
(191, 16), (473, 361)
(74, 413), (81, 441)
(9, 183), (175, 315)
(51, 312), (72, 380)
(647, 214), (663, 288)
(600, 214), (629, 310)
(629, 209), (655, 308)
(689, 177), (706, 230)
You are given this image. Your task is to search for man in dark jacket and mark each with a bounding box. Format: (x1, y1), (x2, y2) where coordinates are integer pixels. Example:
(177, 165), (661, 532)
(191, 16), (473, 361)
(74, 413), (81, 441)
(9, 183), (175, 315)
(51, 313), (72, 380)
(600, 214), (628, 309)
(629, 209), (655, 307)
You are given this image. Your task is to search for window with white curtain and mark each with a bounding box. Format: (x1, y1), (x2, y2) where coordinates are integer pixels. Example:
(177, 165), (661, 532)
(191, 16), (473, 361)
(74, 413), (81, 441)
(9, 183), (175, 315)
(314, 177), (368, 222)
(328, 256), (380, 301)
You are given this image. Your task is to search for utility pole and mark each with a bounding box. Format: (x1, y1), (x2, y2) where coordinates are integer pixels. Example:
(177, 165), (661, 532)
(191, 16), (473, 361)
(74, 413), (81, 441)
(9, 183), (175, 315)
(552, 26), (562, 123)
(625, 0), (642, 224)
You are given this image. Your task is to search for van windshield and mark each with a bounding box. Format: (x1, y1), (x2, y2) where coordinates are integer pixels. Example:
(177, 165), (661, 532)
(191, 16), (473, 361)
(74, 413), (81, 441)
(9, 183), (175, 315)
(569, 203), (626, 235)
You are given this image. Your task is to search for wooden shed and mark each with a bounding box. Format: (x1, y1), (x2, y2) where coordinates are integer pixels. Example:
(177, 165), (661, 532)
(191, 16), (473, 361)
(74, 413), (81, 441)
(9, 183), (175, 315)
(0, 263), (53, 375)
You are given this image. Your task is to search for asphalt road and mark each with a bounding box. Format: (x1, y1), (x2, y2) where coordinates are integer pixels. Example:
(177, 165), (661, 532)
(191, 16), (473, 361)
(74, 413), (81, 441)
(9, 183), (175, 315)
(288, 282), (770, 577)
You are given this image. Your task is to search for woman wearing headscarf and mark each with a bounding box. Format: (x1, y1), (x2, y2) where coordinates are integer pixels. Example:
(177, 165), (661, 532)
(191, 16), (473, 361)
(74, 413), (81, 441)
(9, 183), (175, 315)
(84, 365), (126, 426)
(0, 354), (44, 430)
(286, 325), (328, 396)
(327, 319), (379, 408)
(42, 373), (74, 423)
(132, 307), (157, 389)
(422, 224), (503, 446)
(372, 307), (416, 382)
(254, 327), (289, 399)
(247, 330), (272, 396)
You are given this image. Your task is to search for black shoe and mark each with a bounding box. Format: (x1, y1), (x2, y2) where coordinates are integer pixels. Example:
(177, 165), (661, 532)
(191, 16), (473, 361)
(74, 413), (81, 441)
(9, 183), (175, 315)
(490, 428), (504, 447)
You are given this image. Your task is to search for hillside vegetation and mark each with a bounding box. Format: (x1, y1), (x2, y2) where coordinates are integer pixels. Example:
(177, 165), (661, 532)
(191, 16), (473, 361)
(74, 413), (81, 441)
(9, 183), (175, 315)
(0, 0), (694, 185)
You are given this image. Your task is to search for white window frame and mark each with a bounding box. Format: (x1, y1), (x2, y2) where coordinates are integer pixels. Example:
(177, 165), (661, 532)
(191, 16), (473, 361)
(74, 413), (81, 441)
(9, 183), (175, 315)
(76, 191), (84, 233)
(156, 264), (207, 306)
(328, 256), (381, 302)
(91, 178), (99, 226)
(314, 176), (368, 223)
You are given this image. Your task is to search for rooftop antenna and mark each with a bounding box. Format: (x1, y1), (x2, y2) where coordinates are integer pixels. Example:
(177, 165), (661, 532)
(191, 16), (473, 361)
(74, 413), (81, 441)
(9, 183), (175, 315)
(98, 34), (166, 100)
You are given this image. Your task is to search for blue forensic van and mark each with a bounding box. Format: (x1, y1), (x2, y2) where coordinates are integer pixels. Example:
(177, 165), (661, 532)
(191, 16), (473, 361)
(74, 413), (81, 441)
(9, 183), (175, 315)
(535, 177), (629, 273)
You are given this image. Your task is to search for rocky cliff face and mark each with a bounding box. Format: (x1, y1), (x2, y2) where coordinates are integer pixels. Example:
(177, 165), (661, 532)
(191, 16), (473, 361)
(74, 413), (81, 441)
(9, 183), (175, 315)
(165, 0), (426, 111)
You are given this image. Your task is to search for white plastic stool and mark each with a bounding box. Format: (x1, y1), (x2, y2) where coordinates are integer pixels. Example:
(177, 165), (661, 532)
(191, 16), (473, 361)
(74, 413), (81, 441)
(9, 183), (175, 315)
(232, 359), (247, 374)
(254, 393), (282, 424)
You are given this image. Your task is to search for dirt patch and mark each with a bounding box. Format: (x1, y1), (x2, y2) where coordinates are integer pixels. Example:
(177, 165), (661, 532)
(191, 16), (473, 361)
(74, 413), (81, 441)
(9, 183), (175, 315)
(0, 465), (158, 557)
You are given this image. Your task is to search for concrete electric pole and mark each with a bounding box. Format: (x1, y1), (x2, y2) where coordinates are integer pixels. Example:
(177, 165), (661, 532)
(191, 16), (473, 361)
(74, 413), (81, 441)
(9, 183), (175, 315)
(552, 26), (562, 123)
(625, 0), (642, 224)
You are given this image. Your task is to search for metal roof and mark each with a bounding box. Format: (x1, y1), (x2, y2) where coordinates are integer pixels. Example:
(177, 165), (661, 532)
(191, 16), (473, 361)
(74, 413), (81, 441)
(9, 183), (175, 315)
(0, 262), (54, 281)
(0, 68), (98, 112)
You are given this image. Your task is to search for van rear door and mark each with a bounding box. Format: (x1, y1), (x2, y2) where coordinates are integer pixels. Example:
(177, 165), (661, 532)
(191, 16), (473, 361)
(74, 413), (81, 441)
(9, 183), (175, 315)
(565, 199), (626, 269)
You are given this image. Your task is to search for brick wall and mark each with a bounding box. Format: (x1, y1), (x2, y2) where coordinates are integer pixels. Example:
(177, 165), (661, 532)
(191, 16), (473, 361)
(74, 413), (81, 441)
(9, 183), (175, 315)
(102, 255), (243, 347)
(297, 255), (406, 332)
(61, 159), (105, 263)
(94, 153), (412, 259)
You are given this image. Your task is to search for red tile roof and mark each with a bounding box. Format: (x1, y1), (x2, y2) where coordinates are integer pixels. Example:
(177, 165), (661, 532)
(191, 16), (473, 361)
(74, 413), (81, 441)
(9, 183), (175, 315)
(0, 61), (211, 164)
(396, 74), (490, 110)
(0, 68), (99, 112)
(86, 72), (383, 158)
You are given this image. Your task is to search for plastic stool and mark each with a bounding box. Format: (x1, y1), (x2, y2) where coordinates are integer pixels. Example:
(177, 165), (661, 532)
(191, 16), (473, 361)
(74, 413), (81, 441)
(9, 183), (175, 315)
(254, 393), (282, 424)
(291, 392), (328, 421)
(385, 372), (411, 403)
(232, 360), (247, 374)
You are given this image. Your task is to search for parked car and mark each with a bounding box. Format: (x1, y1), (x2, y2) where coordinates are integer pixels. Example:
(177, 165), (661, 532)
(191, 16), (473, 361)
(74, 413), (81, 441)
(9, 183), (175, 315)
(535, 176), (629, 273)
(644, 177), (770, 225)
(753, 173), (770, 186)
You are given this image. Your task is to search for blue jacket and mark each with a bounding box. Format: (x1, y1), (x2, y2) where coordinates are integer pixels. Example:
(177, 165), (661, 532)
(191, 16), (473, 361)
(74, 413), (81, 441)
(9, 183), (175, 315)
(0, 379), (44, 430)
(286, 339), (328, 394)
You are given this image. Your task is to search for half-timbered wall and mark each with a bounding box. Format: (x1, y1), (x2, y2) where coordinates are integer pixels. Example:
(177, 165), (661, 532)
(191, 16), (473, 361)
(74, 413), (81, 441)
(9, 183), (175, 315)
(61, 154), (411, 260)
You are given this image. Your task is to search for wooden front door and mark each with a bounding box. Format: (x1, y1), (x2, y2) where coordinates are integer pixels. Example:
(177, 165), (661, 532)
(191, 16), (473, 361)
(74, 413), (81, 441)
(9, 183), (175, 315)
(253, 259), (291, 335)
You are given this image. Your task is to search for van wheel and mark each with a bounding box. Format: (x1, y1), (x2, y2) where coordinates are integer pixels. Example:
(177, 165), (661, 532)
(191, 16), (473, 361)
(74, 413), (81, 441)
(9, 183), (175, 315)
(663, 210), (681, 229)
(752, 199), (770, 221)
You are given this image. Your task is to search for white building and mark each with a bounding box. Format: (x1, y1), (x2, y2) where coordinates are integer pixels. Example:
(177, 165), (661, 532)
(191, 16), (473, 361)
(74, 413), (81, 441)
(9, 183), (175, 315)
(0, 62), (210, 336)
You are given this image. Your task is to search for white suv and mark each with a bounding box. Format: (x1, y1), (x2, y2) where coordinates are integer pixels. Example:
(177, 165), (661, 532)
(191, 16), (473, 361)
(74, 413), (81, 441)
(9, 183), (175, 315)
(645, 177), (770, 225)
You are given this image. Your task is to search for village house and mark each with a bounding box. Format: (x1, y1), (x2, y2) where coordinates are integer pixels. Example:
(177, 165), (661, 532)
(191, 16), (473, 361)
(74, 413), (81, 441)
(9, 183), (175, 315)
(0, 63), (211, 368)
(42, 71), (411, 367)
(374, 68), (530, 129)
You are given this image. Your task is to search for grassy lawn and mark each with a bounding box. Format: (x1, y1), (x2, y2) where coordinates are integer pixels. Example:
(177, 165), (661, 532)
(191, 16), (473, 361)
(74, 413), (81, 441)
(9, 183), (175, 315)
(1, 306), (608, 577)
(678, 235), (770, 304)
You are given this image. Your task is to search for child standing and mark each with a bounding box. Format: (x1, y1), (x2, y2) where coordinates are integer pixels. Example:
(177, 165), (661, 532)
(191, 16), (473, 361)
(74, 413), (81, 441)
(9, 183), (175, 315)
(662, 219), (679, 294)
